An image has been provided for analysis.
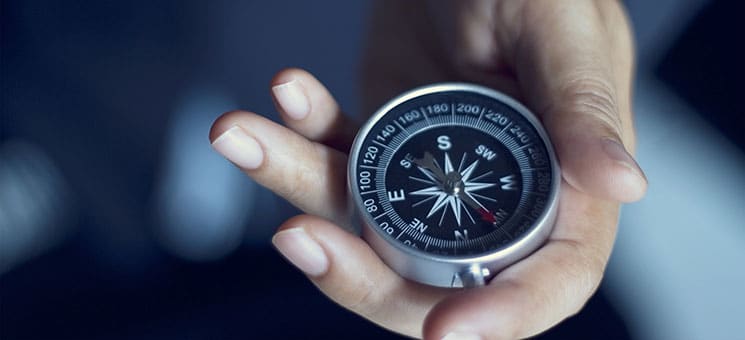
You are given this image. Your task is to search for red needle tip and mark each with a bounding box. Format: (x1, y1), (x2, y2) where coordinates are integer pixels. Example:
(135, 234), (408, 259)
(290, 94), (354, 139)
(478, 208), (497, 224)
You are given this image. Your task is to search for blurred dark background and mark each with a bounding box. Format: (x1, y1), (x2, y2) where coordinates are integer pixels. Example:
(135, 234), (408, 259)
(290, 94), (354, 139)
(1, 1), (743, 339)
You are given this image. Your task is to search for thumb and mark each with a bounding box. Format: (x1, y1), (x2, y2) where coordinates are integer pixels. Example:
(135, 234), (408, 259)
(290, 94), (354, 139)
(541, 84), (647, 203)
(508, 1), (647, 202)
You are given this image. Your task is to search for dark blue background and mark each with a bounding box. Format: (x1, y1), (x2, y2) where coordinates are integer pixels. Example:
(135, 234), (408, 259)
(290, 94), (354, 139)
(2, 1), (740, 339)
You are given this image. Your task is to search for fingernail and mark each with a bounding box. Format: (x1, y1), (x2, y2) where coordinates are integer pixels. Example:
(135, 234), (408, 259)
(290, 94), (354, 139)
(441, 332), (482, 340)
(272, 228), (328, 277)
(601, 139), (647, 182)
(272, 79), (310, 120)
(211, 125), (263, 169)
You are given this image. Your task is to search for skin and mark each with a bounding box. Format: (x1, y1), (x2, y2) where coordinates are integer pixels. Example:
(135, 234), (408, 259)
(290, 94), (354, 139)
(209, 1), (647, 339)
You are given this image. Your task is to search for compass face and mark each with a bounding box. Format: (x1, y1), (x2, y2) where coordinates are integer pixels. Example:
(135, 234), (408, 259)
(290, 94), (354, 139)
(349, 84), (558, 260)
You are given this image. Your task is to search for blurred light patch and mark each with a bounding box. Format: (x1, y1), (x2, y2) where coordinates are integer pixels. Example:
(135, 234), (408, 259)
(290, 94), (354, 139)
(605, 78), (745, 340)
(0, 140), (74, 274)
(152, 90), (256, 262)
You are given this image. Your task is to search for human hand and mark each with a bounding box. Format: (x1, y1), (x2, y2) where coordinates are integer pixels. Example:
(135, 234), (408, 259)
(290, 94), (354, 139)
(209, 1), (647, 338)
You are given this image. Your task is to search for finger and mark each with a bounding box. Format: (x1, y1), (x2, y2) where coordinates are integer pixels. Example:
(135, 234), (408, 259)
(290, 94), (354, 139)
(272, 214), (449, 338)
(424, 184), (618, 339)
(209, 111), (350, 225)
(503, 1), (647, 202)
(270, 68), (359, 151)
(424, 0), (523, 99)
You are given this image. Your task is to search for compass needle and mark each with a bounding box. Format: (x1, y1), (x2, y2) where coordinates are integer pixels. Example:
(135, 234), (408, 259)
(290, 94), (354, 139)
(416, 166), (440, 184)
(444, 152), (455, 174)
(349, 83), (559, 288)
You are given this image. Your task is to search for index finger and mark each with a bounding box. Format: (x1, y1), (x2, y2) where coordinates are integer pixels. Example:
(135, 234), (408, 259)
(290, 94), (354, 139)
(210, 111), (352, 226)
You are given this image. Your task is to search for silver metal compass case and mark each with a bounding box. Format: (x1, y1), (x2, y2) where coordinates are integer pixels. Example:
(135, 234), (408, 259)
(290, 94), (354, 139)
(348, 83), (561, 288)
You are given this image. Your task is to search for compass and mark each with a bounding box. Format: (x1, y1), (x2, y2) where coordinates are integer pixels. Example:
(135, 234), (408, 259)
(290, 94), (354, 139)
(348, 83), (560, 288)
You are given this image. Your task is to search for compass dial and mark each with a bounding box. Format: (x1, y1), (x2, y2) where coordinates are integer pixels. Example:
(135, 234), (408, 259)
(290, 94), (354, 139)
(348, 83), (559, 287)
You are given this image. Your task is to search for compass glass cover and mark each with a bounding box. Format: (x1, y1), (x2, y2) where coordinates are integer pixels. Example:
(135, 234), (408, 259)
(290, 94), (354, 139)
(351, 89), (555, 257)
